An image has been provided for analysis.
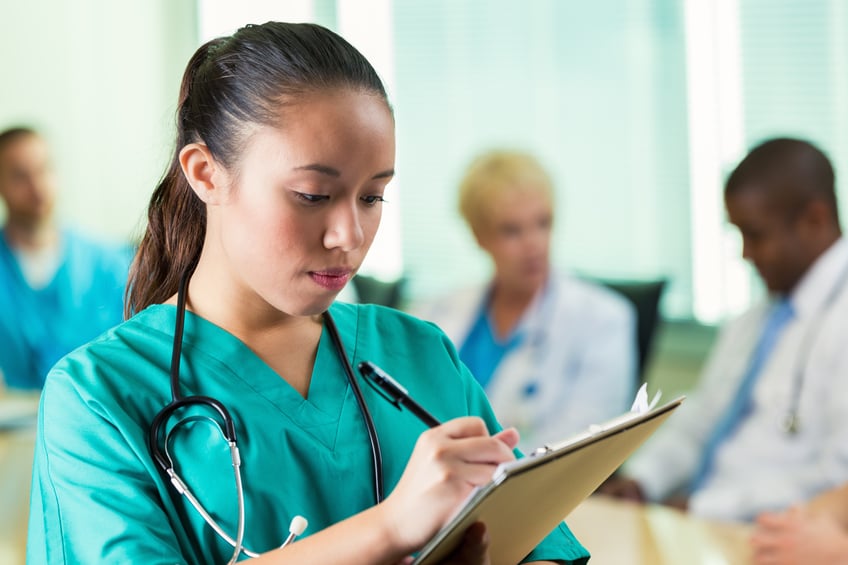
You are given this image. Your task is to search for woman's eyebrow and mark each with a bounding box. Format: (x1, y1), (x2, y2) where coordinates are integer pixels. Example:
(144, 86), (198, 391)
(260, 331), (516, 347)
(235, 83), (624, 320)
(294, 164), (395, 180)
(294, 163), (340, 177)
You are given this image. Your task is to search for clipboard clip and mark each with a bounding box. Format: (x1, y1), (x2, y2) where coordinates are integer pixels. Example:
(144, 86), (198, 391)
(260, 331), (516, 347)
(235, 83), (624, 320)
(630, 382), (662, 414)
(530, 384), (663, 457)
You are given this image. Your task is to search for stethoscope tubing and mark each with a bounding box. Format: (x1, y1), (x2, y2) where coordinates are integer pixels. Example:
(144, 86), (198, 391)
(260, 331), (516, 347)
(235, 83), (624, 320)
(781, 256), (848, 434)
(324, 310), (385, 502)
(148, 263), (384, 561)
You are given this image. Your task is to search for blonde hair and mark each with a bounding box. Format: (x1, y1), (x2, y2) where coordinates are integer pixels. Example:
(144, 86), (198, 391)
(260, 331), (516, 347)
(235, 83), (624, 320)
(458, 149), (554, 235)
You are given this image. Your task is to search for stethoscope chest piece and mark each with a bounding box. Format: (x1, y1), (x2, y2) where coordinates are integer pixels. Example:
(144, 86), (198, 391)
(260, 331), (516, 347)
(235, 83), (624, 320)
(781, 411), (800, 435)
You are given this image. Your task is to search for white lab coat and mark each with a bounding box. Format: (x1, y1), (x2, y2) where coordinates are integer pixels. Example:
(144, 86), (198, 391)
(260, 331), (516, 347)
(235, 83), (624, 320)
(413, 273), (637, 452)
(626, 237), (848, 522)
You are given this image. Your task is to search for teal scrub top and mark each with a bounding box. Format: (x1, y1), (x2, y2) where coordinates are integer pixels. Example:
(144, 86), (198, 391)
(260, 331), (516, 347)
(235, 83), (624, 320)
(0, 228), (132, 389)
(28, 302), (589, 564)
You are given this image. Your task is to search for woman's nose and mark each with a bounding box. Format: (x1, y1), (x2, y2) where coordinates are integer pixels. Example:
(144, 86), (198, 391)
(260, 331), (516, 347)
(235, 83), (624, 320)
(323, 201), (365, 252)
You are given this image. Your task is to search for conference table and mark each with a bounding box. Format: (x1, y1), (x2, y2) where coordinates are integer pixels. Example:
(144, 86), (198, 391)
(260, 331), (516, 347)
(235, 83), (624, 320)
(1, 393), (753, 564)
(568, 494), (753, 564)
(0, 392), (39, 565)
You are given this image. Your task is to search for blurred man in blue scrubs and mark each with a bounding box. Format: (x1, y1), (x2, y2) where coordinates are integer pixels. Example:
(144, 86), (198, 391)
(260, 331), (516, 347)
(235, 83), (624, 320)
(0, 127), (131, 389)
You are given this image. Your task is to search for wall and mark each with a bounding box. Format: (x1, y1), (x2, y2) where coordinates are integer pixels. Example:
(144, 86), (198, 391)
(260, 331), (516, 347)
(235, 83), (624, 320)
(0, 0), (198, 243)
(393, 0), (694, 317)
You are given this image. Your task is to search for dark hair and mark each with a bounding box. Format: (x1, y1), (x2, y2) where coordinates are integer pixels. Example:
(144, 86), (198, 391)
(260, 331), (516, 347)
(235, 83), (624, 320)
(0, 126), (39, 155)
(127, 22), (389, 316)
(725, 137), (839, 225)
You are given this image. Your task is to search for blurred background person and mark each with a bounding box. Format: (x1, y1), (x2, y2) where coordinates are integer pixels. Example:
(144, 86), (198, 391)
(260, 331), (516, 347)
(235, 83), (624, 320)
(0, 127), (132, 390)
(600, 138), (848, 522)
(414, 149), (637, 452)
(750, 482), (848, 564)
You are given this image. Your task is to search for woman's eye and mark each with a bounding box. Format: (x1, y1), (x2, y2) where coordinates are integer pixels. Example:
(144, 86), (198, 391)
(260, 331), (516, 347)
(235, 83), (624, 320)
(295, 192), (330, 204)
(499, 225), (521, 237)
(361, 195), (386, 206)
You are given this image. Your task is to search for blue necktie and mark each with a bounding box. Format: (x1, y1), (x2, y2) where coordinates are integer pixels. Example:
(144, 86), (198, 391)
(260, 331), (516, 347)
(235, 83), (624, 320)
(690, 298), (795, 492)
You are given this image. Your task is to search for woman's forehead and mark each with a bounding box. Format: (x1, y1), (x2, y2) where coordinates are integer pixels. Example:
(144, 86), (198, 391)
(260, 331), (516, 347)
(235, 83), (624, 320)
(233, 94), (395, 177)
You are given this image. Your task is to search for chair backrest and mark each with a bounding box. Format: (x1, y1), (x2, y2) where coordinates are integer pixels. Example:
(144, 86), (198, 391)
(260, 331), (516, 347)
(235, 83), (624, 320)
(594, 278), (668, 383)
(350, 274), (406, 309)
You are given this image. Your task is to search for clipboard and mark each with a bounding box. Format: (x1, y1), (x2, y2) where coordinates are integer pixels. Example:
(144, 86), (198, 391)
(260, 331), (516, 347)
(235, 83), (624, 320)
(412, 395), (684, 565)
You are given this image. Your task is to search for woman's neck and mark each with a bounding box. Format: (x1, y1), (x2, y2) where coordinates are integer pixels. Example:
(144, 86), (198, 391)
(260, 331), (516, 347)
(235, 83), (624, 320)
(181, 259), (325, 398)
(487, 279), (544, 340)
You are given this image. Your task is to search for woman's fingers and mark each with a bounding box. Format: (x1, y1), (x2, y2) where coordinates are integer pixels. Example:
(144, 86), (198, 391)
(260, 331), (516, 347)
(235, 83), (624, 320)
(381, 417), (518, 553)
(442, 522), (490, 565)
(437, 416), (495, 439)
(491, 427), (520, 450)
(423, 418), (518, 465)
(428, 417), (519, 455)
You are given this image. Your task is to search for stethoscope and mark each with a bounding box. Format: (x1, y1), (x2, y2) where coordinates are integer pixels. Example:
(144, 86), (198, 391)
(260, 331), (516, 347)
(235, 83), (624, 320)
(779, 256), (848, 435)
(148, 264), (384, 563)
(477, 279), (559, 400)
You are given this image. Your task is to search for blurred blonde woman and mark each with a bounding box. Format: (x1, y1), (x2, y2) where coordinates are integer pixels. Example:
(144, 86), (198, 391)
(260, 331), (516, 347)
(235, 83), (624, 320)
(415, 149), (637, 452)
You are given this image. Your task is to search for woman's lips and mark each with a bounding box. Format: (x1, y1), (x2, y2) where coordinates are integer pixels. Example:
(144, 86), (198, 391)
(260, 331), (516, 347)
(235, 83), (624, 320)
(309, 270), (352, 291)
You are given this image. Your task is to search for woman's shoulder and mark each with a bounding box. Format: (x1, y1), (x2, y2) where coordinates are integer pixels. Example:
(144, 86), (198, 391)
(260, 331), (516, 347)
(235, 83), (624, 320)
(329, 301), (462, 364)
(34, 306), (175, 461)
(328, 302), (492, 421)
(45, 305), (174, 396)
(330, 301), (447, 339)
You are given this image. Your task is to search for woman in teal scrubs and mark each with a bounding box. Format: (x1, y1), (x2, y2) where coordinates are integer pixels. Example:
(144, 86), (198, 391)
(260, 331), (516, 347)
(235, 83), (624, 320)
(27, 22), (589, 565)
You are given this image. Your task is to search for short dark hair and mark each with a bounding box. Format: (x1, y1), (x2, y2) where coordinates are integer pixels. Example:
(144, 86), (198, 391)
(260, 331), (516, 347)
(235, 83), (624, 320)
(725, 137), (838, 224)
(0, 126), (38, 154)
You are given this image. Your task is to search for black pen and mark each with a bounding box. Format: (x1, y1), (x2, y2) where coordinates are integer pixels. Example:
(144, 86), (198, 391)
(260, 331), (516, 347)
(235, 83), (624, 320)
(357, 361), (442, 428)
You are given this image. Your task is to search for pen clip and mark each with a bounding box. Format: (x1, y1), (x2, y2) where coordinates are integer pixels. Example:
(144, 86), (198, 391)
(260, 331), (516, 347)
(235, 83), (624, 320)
(357, 361), (404, 411)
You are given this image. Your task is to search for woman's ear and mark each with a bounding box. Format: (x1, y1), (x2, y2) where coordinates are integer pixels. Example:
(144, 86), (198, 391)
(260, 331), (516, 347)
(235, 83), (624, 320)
(179, 143), (227, 205)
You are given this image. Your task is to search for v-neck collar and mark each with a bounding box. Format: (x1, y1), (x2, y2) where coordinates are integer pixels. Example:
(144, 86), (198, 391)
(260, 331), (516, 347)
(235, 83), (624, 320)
(139, 304), (356, 451)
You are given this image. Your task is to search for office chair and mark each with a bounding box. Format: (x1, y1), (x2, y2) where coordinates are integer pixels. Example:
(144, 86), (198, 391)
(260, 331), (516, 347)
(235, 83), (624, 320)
(593, 278), (668, 384)
(350, 274), (407, 310)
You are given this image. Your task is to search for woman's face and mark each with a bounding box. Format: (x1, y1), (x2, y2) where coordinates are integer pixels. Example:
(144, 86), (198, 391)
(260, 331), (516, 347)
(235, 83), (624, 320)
(205, 89), (395, 318)
(476, 187), (553, 294)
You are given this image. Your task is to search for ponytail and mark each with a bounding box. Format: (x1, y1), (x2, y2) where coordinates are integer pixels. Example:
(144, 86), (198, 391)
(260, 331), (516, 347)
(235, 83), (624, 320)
(125, 40), (220, 316)
(125, 160), (205, 317)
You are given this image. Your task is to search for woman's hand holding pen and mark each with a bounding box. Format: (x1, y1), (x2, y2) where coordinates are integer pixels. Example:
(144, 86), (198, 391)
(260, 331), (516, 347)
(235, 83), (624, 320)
(379, 416), (519, 560)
